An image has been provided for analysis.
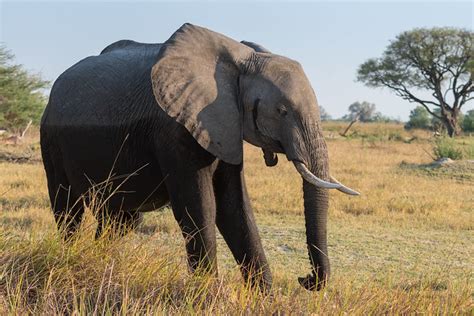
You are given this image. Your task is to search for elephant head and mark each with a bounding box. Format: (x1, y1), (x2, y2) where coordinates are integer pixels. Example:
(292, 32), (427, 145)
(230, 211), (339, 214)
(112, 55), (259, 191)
(152, 23), (359, 290)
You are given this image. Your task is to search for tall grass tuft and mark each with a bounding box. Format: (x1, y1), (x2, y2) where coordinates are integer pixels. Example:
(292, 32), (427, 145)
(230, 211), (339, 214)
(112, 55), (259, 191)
(1, 230), (472, 314)
(433, 137), (466, 160)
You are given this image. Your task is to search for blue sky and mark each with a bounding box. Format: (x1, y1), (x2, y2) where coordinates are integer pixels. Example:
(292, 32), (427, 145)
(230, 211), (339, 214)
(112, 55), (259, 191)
(1, 1), (473, 120)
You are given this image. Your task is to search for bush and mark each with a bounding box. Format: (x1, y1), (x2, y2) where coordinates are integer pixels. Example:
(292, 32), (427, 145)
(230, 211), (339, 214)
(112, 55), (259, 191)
(433, 138), (464, 160)
(405, 106), (431, 129)
(462, 110), (474, 132)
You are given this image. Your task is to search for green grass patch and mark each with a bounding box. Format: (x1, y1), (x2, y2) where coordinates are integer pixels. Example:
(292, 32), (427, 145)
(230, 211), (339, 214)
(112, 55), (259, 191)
(433, 137), (474, 160)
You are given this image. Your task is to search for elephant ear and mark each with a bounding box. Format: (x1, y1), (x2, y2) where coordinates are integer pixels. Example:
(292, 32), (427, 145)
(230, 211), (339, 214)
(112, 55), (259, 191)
(152, 23), (252, 165)
(240, 40), (271, 54)
(241, 41), (280, 167)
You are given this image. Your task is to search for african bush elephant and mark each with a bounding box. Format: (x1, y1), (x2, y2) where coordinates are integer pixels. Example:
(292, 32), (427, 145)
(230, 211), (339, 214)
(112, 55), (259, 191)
(40, 23), (358, 292)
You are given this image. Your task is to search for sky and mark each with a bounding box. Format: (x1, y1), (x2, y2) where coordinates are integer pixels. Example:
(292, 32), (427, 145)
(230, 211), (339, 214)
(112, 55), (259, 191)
(1, 1), (473, 120)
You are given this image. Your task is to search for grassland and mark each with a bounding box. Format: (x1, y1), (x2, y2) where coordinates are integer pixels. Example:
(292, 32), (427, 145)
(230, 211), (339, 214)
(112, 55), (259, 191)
(0, 123), (473, 314)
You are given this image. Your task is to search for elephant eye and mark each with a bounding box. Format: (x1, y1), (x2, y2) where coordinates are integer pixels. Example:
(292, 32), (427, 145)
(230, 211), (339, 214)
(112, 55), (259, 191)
(277, 106), (288, 116)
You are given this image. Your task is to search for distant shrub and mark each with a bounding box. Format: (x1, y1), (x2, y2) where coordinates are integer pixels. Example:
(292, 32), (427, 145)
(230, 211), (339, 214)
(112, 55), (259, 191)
(433, 138), (464, 160)
(405, 106), (431, 130)
(319, 106), (332, 121)
(462, 110), (474, 132)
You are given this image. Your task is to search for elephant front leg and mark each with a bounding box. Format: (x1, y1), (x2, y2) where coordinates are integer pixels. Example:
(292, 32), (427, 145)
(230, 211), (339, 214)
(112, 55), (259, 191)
(164, 166), (218, 274)
(214, 162), (272, 292)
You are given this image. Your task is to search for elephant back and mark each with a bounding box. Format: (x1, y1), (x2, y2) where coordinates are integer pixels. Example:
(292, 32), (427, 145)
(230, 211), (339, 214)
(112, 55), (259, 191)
(100, 40), (162, 55)
(42, 42), (163, 128)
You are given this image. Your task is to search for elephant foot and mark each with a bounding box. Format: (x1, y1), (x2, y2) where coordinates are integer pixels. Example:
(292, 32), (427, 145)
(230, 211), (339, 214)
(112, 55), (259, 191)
(298, 272), (327, 291)
(240, 263), (273, 294)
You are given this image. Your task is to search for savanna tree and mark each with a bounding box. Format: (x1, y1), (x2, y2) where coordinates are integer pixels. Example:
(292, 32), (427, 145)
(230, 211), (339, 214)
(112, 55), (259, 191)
(357, 27), (473, 137)
(343, 101), (377, 122)
(0, 46), (48, 135)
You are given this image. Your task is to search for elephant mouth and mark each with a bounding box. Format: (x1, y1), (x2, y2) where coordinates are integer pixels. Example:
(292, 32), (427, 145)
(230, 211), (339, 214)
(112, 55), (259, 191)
(259, 139), (284, 167)
(261, 142), (360, 195)
(261, 139), (284, 154)
(260, 137), (360, 195)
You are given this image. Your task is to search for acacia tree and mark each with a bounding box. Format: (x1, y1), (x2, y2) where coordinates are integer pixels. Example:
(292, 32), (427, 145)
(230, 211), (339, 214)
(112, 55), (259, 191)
(0, 46), (48, 135)
(357, 27), (473, 137)
(344, 101), (377, 122)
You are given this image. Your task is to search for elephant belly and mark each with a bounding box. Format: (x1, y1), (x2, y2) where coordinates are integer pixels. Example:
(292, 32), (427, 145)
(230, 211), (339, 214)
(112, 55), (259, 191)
(55, 125), (169, 213)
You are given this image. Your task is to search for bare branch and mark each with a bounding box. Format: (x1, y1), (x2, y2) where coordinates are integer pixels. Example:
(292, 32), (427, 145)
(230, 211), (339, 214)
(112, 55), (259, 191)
(464, 96), (474, 103)
(443, 76), (454, 100)
(377, 78), (441, 117)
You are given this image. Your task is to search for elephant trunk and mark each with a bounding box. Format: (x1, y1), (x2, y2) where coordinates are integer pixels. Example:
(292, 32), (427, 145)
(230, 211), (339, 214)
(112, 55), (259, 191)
(299, 176), (330, 290)
(296, 129), (331, 291)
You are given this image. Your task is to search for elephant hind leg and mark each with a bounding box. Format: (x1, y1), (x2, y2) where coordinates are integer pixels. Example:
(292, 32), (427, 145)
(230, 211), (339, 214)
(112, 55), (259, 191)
(95, 210), (142, 239)
(44, 158), (85, 240)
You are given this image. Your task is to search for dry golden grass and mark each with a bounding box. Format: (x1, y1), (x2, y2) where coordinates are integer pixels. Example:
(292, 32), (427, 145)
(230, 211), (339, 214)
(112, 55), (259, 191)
(0, 123), (473, 314)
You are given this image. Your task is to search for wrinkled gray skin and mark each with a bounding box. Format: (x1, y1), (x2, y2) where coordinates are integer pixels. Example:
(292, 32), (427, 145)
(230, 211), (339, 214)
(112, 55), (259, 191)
(41, 24), (344, 292)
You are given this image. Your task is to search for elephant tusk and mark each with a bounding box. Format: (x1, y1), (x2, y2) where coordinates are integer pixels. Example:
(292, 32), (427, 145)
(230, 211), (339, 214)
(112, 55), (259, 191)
(293, 161), (341, 189)
(330, 176), (360, 196)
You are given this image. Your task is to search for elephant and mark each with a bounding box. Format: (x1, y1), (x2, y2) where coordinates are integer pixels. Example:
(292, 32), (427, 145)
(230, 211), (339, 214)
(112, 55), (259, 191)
(40, 23), (359, 292)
